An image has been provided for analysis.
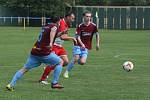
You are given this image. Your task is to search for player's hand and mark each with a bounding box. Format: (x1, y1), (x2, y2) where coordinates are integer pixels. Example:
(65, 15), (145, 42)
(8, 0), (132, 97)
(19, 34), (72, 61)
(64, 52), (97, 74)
(64, 29), (69, 32)
(96, 45), (100, 51)
(81, 44), (85, 49)
(72, 37), (77, 44)
(47, 43), (53, 50)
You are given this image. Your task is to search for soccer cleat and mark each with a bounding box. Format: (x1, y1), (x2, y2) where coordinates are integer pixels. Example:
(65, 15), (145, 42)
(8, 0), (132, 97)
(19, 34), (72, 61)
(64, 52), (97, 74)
(39, 80), (50, 85)
(51, 83), (64, 89)
(6, 84), (14, 91)
(63, 71), (69, 78)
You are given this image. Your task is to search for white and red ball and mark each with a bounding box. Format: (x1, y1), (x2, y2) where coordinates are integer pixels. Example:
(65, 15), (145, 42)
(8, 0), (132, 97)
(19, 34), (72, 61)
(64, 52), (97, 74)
(123, 61), (134, 72)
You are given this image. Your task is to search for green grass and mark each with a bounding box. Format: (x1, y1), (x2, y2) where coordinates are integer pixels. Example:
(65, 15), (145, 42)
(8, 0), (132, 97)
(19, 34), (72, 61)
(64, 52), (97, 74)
(0, 27), (150, 100)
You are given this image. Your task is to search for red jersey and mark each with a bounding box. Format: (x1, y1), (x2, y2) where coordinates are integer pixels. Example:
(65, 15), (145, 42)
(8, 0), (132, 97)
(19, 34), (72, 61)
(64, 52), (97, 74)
(75, 22), (98, 50)
(31, 23), (58, 56)
(58, 18), (69, 33)
(54, 18), (70, 45)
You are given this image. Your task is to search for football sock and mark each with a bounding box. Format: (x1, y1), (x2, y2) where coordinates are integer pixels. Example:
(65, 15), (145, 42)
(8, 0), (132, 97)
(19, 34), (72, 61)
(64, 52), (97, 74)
(66, 60), (75, 72)
(52, 64), (62, 84)
(40, 66), (54, 81)
(10, 70), (24, 87)
(77, 59), (81, 64)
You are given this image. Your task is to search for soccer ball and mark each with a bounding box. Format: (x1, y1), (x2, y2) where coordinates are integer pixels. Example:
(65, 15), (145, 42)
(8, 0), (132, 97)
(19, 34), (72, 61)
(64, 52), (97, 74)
(123, 61), (134, 72)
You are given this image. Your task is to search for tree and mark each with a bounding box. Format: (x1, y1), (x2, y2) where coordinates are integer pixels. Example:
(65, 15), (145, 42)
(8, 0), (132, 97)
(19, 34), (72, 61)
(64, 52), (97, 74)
(0, 0), (67, 17)
(0, 0), (149, 17)
(128, 0), (147, 6)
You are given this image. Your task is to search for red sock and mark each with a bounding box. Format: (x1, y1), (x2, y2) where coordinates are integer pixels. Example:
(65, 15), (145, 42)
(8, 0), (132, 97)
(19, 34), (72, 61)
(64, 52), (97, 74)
(40, 66), (55, 81)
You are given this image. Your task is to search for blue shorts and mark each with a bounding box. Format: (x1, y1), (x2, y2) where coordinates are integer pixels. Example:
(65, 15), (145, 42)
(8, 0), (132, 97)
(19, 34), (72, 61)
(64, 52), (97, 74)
(73, 46), (88, 58)
(24, 52), (61, 69)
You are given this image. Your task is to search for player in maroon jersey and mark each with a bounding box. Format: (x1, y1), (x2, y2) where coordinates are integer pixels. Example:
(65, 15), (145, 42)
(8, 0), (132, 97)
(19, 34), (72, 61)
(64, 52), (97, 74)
(6, 16), (65, 91)
(38, 12), (77, 84)
(63, 11), (100, 78)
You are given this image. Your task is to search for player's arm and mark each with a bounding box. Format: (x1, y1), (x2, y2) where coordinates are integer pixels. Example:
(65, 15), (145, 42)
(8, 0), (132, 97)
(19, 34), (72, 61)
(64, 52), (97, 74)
(75, 25), (85, 48)
(95, 32), (100, 51)
(76, 34), (85, 48)
(60, 34), (77, 44)
(57, 29), (68, 37)
(49, 26), (57, 48)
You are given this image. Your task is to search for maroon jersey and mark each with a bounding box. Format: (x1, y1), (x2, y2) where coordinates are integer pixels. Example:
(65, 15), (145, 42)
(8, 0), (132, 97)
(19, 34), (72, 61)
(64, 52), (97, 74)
(75, 22), (98, 50)
(31, 23), (58, 56)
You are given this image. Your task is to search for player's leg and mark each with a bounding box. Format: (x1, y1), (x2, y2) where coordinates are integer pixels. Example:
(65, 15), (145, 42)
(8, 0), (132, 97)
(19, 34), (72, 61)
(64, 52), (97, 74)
(6, 54), (41, 91)
(39, 66), (54, 84)
(40, 54), (68, 84)
(6, 68), (29, 91)
(63, 55), (79, 78)
(43, 52), (64, 88)
(78, 48), (88, 65)
(39, 45), (59, 83)
(57, 46), (68, 66)
(60, 55), (69, 66)
(63, 46), (81, 78)
(67, 55), (79, 71)
(39, 46), (67, 84)
(51, 61), (64, 89)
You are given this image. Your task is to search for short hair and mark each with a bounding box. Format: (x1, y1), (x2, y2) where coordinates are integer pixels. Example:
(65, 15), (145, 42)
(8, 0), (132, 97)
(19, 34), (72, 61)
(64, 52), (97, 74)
(51, 16), (60, 23)
(82, 11), (92, 16)
(65, 12), (74, 17)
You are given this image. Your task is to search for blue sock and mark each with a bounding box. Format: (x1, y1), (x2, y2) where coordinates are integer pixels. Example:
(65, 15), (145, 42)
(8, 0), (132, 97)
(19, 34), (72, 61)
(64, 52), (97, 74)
(52, 64), (62, 84)
(10, 70), (24, 87)
(77, 59), (81, 64)
(67, 60), (75, 72)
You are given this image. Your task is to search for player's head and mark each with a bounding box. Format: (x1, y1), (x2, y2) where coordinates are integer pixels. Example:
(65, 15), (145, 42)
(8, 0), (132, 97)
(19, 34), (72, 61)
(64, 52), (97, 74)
(83, 11), (92, 23)
(65, 12), (75, 23)
(51, 15), (60, 24)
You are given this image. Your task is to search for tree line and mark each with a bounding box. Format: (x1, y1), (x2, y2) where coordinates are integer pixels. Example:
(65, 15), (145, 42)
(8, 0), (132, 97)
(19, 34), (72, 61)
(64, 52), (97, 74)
(0, 0), (66, 17)
(75, 0), (150, 6)
(0, 0), (150, 17)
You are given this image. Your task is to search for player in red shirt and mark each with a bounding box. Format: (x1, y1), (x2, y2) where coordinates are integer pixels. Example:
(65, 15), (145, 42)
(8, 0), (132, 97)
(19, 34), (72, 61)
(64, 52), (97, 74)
(6, 16), (65, 91)
(63, 11), (100, 78)
(39, 12), (76, 84)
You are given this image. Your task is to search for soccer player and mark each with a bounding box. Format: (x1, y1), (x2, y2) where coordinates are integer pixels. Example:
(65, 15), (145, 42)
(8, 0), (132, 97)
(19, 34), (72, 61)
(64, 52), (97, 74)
(39, 12), (76, 84)
(6, 16), (64, 91)
(63, 11), (100, 78)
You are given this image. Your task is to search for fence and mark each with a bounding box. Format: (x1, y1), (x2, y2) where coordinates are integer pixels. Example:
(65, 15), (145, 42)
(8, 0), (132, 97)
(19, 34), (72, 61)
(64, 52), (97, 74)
(0, 17), (50, 28)
(0, 6), (150, 29)
(73, 6), (150, 29)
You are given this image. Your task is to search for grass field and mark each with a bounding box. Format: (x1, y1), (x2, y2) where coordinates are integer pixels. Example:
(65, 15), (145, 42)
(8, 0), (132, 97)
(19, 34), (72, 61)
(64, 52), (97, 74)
(0, 27), (150, 100)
